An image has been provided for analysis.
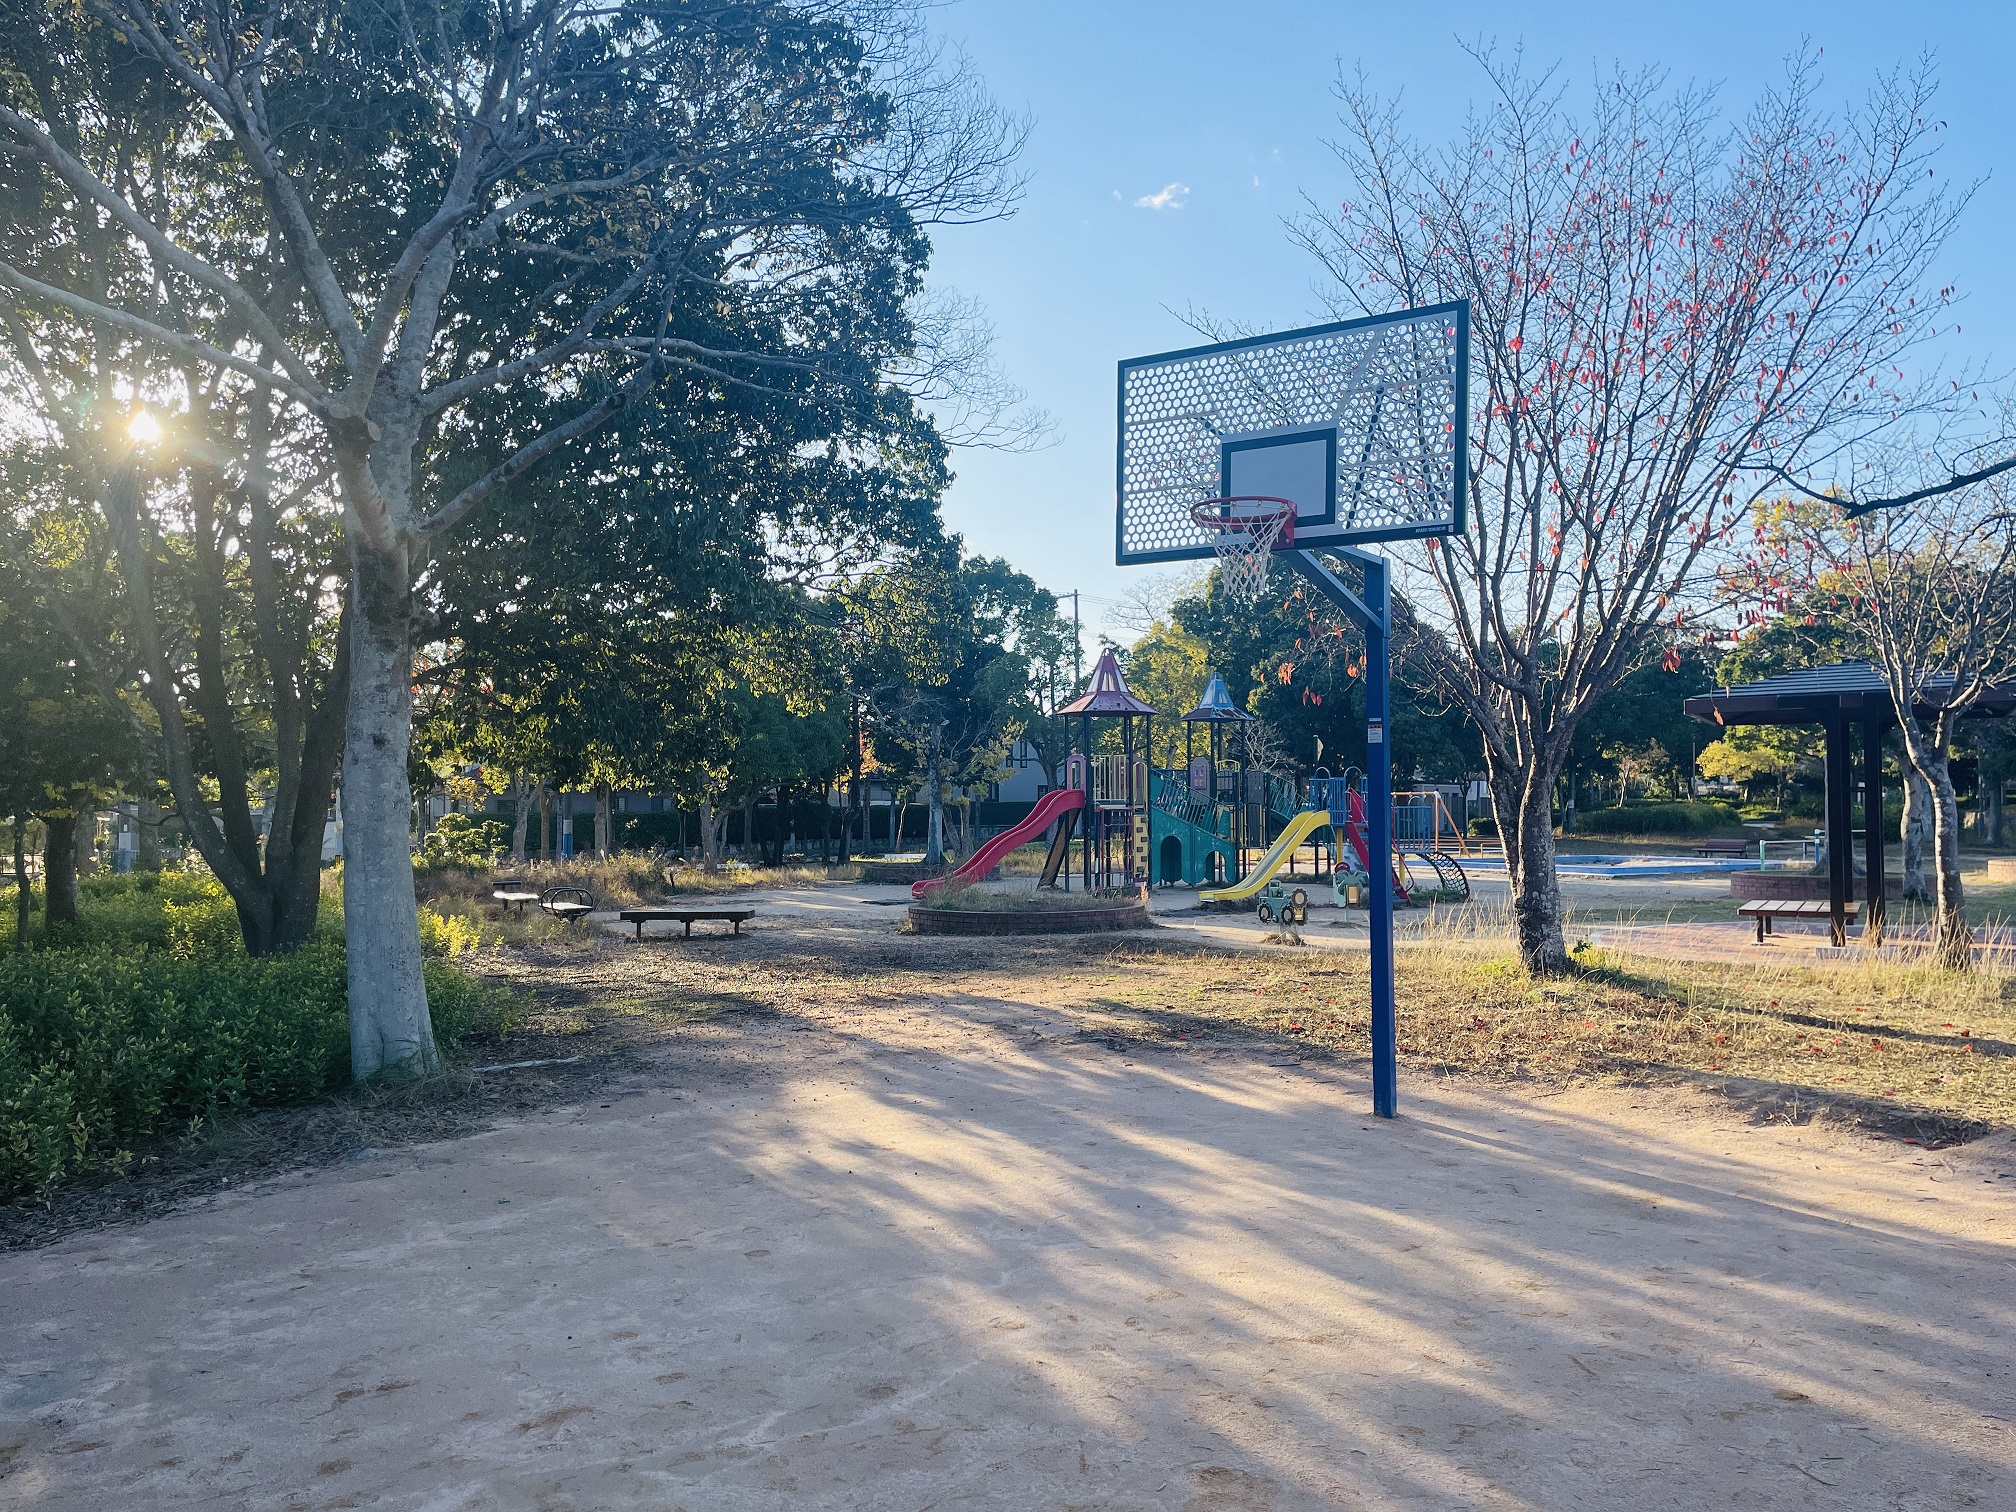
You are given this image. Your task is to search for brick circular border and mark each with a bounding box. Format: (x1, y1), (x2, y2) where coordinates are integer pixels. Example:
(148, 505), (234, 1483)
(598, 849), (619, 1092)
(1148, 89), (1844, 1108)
(1729, 871), (1899, 900)
(906, 902), (1151, 935)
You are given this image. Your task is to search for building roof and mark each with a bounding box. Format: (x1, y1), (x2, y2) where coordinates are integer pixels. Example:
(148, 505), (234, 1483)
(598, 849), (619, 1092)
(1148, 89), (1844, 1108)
(1683, 661), (2016, 727)
(1058, 648), (1158, 717)
(1182, 671), (1254, 723)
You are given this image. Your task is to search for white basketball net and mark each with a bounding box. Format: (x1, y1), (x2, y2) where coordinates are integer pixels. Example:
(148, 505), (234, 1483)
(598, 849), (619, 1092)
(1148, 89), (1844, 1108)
(1194, 500), (1292, 604)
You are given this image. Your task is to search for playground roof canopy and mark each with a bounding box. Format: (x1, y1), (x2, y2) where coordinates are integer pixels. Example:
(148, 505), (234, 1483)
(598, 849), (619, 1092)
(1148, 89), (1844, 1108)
(1683, 660), (2016, 727)
(1059, 648), (1157, 717)
(1182, 671), (1254, 723)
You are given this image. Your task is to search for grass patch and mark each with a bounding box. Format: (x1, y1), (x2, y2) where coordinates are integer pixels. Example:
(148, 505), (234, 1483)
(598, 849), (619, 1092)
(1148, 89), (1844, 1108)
(1072, 936), (2013, 1138)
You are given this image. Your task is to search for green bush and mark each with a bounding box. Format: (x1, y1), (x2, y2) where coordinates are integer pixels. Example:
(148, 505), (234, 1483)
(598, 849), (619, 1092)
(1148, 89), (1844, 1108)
(0, 875), (512, 1197)
(618, 812), (684, 852)
(421, 812), (507, 867)
(1574, 801), (1743, 836)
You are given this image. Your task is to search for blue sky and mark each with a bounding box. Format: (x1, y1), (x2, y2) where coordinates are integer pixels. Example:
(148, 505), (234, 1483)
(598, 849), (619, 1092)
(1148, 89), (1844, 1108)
(919, 1), (2016, 643)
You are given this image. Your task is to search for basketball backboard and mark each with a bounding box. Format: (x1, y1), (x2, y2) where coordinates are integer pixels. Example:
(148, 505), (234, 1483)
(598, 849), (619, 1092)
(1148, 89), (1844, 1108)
(1115, 301), (1468, 565)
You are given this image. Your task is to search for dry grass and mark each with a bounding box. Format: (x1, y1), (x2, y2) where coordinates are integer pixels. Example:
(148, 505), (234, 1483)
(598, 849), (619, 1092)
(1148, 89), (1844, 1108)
(410, 856), (868, 950)
(473, 912), (2014, 1143)
(1064, 933), (2014, 1141)
(915, 879), (1141, 912)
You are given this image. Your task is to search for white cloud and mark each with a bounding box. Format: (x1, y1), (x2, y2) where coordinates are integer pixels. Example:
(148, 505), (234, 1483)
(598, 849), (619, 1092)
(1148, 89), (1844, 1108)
(1133, 181), (1189, 211)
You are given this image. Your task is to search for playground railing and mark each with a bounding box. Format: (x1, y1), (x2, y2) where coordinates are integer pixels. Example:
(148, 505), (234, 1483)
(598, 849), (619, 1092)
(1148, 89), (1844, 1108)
(1151, 770), (1225, 835)
(1392, 791), (1471, 855)
(1759, 839), (1815, 870)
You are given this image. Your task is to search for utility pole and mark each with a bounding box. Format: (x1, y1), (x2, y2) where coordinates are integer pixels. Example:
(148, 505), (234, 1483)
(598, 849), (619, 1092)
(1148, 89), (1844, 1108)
(1068, 590), (1082, 689)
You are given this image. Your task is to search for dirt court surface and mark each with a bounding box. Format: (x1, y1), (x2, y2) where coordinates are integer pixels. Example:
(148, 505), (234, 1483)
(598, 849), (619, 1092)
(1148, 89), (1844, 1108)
(5, 895), (2016, 1510)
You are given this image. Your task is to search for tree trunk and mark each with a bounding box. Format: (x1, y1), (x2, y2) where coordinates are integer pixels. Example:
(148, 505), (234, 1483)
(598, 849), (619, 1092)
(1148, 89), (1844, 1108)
(738, 794), (756, 861)
(136, 798), (162, 870)
(1922, 751), (1972, 971)
(510, 775), (532, 864)
(341, 583), (440, 1081)
(837, 773), (854, 864)
(593, 782), (612, 859)
(538, 780), (554, 862)
(42, 812), (79, 928)
(1490, 757), (1569, 975)
(12, 816), (28, 952)
(924, 756), (946, 869)
(697, 800), (724, 871)
(73, 808), (96, 880)
(1986, 780), (2005, 849)
(1901, 766), (1932, 902)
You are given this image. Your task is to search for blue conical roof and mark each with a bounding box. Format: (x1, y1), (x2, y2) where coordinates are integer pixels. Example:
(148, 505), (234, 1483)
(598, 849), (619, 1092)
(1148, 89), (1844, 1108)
(1183, 671), (1253, 723)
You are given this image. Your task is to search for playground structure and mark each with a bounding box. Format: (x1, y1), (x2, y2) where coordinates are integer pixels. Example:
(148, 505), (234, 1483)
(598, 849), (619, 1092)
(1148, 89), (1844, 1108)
(913, 650), (1471, 913)
(912, 649), (1155, 900)
(1187, 769), (1470, 913)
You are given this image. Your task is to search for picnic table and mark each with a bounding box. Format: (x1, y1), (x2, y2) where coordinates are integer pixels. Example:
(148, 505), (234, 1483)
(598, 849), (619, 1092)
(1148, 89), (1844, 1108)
(618, 907), (756, 940)
(1738, 897), (1861, 943)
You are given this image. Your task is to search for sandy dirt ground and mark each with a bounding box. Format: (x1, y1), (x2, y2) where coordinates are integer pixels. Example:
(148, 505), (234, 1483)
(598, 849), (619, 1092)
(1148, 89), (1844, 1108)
(5, 896), (2016, 1510)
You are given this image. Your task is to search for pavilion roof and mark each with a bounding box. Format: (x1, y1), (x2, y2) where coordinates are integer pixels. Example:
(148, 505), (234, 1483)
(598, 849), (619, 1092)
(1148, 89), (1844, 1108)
(1683, 661), (2016, 727)
(1058, 648), (1158, 717)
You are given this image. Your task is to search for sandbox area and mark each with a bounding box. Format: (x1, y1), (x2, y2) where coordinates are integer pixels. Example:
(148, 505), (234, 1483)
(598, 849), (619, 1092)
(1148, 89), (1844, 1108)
(3, 896), (2014, 1510)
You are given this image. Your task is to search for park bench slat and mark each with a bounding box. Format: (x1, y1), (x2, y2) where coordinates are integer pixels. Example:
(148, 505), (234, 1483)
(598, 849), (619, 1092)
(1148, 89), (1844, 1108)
(1737, 897), (1862, 942)
(618, 907), (757, 939)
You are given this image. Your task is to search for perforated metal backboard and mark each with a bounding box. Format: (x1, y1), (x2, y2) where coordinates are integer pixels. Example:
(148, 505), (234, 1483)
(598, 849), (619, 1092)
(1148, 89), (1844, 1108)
(1115, 301), (1468, 564)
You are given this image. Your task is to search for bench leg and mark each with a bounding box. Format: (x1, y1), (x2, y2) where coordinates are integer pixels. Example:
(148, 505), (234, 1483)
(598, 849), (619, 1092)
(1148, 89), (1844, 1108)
(1756, 914), (1765, 944)
(634, 920), (644, 941)
(733, 920), (741, 934)
(684, 921), (693, 937)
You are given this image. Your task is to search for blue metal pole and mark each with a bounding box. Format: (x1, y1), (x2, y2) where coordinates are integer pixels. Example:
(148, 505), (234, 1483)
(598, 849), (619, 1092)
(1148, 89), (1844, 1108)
(1362, 556), (1397, 1118)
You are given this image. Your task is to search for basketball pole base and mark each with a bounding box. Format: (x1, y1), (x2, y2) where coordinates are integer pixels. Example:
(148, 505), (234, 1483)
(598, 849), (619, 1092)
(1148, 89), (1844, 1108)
(1288, 548), (1398, 1119)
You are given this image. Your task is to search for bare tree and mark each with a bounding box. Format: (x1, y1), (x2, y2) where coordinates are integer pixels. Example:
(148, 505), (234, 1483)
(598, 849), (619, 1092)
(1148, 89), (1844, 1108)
(0, 0), (1022, 1075)
(1297, 49), (1966, 971)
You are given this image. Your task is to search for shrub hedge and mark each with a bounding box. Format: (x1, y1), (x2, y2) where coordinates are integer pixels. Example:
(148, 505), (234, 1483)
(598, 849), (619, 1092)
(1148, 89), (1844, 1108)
(1573, 801), (1743, 835)
(1, 874), (506, 1198)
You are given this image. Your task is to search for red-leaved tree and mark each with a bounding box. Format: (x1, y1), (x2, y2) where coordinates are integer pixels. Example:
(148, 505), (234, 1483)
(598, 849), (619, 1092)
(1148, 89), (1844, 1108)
(1297, 49), (1967, 971)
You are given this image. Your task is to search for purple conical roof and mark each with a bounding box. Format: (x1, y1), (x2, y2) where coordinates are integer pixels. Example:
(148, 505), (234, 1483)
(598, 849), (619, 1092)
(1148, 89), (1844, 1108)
(1058, 648), (1158, 716)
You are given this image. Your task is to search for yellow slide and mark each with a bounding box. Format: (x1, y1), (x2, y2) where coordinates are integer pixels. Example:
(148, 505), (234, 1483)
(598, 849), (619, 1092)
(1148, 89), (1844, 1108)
(1199, 809), (1332, 903)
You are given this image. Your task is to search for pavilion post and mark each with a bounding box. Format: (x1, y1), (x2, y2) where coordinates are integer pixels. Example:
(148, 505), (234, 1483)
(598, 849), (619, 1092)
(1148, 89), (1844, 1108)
(1824, 718), (1853, 948)
(1863, 719), (1887, 944)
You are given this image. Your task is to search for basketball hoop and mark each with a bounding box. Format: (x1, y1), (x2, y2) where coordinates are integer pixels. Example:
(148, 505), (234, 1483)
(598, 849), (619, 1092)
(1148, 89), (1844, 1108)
(1190, 496), (1296, 603)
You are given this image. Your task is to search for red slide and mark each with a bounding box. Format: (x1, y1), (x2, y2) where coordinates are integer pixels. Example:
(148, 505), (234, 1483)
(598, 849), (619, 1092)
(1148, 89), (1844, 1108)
(911, 788), (1087, 900)
(1340, 787), (1410, 897)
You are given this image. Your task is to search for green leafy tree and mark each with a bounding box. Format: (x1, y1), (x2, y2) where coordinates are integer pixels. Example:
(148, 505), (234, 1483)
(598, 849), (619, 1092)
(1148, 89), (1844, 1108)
(0, 0), (1023, 1075)
(0, 502), (134, 940)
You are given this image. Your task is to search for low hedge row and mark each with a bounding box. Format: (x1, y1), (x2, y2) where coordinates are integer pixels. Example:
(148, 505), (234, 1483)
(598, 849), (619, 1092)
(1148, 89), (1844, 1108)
(1, 875), (503, 1198)
(1573, 801), (1743, 835)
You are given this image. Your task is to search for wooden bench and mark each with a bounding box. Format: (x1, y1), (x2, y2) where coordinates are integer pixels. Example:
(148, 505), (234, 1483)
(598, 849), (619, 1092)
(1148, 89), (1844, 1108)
(618, 907), (755, 940)
(1695, 839), (1752, 857)
(491, 877), (541, 913)
(1739, 898), (1861, 943)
